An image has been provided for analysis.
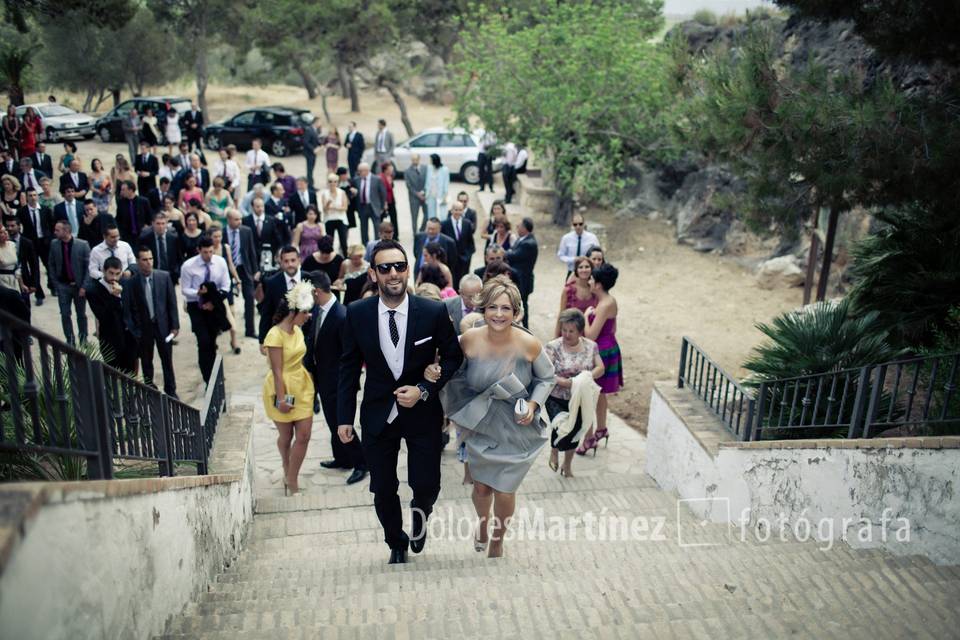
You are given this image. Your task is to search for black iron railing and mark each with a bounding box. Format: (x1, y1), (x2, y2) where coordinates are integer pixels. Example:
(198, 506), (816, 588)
(0, 309), (225, 479)
(678, 337), (757, 440)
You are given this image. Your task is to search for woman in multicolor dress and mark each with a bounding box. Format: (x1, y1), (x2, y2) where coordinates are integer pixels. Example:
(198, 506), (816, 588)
(577, 263), (622, 455)
(555, 256), (597, 337)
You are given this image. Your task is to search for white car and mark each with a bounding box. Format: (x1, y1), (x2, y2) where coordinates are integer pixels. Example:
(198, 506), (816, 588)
(362, 127), (501, 184)
(16, 103), (97, 142)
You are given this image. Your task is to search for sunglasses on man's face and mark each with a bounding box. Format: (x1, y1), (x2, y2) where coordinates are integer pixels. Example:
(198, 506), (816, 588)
(374, 261), (409, 274)
(572, 222), (584, 227)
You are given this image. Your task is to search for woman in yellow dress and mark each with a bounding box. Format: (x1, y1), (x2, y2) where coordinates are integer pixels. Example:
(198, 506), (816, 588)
(262, 280), (316, 495)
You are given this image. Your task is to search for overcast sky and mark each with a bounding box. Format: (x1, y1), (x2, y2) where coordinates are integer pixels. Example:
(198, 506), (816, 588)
(664, 0), (772, 17)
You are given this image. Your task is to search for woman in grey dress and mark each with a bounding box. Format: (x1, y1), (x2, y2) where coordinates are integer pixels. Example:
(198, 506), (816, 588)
(435, 277), (555, 558)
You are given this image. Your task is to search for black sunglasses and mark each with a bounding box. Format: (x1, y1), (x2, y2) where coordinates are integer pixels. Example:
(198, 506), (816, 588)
(572, 222), (584, 227)
(374, 261), (409, 274)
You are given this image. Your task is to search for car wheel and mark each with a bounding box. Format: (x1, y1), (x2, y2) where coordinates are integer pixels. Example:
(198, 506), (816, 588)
(45, 127), (59, 143)
(460, 162), (480, 185)
(98, 127), (112, 143)
(206, 133), (221, 151)
(271, 139), (289, 157)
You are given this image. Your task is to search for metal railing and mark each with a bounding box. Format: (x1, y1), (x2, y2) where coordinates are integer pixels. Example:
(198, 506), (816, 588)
(678, 337), (960, 441)
(678, 337), (757, 440)
(0, 309), (225, 479)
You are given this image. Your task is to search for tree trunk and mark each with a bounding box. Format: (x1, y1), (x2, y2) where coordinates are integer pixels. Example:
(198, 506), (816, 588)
(94, 89), (109, 111)
(7, 86), (24, 106)
(815, 206), (840, 302)
(348, 72), (360, 112)
(336, 62), (350, 99)
(82, 89), (96, 113)
(553, 192), (574, 226)
(320, 91), (332, 124)
(111, 88), (121, 107)
(195, 13), (209, 115)
(803, 206), (819, 306)
(293, 59), (319, 99)
(382, 82), (415, 137)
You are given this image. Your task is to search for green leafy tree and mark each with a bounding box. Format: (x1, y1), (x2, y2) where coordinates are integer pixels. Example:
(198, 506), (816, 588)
(3, 0), (135, 32)
(453, 0), (671, 223)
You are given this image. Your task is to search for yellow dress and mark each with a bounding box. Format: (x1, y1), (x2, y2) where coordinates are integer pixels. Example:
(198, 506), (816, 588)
(262, 325), (315, 422)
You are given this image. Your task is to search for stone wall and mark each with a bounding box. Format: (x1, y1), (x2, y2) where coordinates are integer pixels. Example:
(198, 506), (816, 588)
(646, 382), (960, 565)
(0, 411), (256, 640)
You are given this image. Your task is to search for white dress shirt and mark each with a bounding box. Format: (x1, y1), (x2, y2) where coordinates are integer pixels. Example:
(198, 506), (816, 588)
(245, 149), (270, 173)
(378, 295), (409, 423)
(515, 148), (528, 169)
(89, 240), (136, 280)
(502, 143), (518, 167)
(180, 254), (230, 302)
(557, 229), (600, 269)
(213, 159), (240, 185)
(285, 269), (302, 291)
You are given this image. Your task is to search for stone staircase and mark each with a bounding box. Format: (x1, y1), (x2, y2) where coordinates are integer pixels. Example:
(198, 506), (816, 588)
(156, 404), (960, 639)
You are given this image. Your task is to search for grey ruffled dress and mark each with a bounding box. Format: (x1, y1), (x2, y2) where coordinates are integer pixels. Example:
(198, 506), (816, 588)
(442, 350), (556, 493)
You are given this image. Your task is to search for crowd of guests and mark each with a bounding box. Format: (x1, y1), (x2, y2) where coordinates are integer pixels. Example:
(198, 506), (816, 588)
(0, 110), (623, 561)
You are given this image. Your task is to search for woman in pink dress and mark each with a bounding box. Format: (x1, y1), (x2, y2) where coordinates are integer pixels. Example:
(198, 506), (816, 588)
(577, 263), (622, 456)
(324, 128), (341, 173)
(291, 205), (325, 260)
(555, 256), (597, 337)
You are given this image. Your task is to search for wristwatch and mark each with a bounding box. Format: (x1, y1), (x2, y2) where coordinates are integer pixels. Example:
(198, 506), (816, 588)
(416, 383), (430, 402)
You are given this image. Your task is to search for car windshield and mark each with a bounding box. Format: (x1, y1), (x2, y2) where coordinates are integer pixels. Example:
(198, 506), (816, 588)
(39, 105), (76, 117)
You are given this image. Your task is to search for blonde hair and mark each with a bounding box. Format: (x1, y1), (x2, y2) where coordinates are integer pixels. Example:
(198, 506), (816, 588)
(415, 282), (442, 301)
(348, 243), (365, 258)
(476, 276), (523, 318)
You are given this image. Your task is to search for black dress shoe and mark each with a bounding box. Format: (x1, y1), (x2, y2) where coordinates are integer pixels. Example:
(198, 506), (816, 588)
(245, 332), (257, 339)
(410, 509), (427, 554)
(388, 548), (408, 564)
(320, 460), (350, 470)
(346, 468), (368, 485)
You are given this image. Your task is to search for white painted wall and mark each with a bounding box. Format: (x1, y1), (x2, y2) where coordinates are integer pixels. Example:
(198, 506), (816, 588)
(646, 386), (960, 565)
(0, 433), (255, 640)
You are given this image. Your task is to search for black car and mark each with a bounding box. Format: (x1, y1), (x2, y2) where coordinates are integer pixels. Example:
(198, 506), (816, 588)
(203, 107), (314, 157)
(95, 96), (193, 144)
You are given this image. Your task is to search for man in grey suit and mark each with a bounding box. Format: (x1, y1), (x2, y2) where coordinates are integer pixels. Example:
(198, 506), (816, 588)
(443, 274), (483, 335)
(405, 153), (427, 233)
(123, 246), (180, 396)
(226, 209), (259, 339)
(372, 119), (394, 174)
(48, 220), (91, 345)
(302, 117), (321, 189)
(350, 162), (387, 245)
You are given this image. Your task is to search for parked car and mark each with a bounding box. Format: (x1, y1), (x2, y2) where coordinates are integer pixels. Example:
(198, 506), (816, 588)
(95, 96), (193, 144)
(16, 103), (96, 142)
(203, 107), (314, 157)
(361, 127), (501, 184)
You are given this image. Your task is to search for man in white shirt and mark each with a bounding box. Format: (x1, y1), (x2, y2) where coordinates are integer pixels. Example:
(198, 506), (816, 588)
(245, 138), (271, 192)
(557, 213), (600, 276)
(181, 236), (231, 382)
(373, 119), (394, 174)
(89, 222), (136, 281)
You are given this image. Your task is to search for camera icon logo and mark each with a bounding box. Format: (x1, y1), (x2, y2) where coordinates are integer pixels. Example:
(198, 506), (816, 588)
(676, 497), (732, 548)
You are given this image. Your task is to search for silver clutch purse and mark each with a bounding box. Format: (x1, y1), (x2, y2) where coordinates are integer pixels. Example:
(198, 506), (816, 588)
(514, 398), (529, 422)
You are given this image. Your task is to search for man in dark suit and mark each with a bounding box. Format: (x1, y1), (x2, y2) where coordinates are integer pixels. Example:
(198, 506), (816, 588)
(175, 153), (210, 195)
(181, 102), (204, 152)
(17, 187), (53, 305)
(116, 180), (151, 245)
(344, 121), (365, 178)
(226, 209), (259, 339)
(302, 117), (320, 189)
(85, 256), (137, 372)
(134, 141), (160, 197)
(257, 246), (301, 345)
(242, 196), (282, 273)
(138, 211), (181, 285)
(350, 162), (386, 245)
(4, 215), (38, 308)
(48, 220), (91, 345)
(337, 240), (463, 564)
(473, 244), (521, 283)
(303, 271), (367, 485)
(148, 177), (173, 213)
(32, 142), (54, 178)
(413, 217), (457, 281)
(18, 156), (46, 193)
(288, 176), (318, 226)
(505, 217), (539, 329)
(455, 191), (478, 228)
(123, 246), (179, 396)
(59, 158), (89, 199)
(440, 202), (476, 290)
(405, 154), (427, 233)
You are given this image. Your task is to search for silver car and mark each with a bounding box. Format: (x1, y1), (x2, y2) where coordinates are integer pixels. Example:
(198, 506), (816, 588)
(362, 127), (501, 184)
(16, 103), (97, 142)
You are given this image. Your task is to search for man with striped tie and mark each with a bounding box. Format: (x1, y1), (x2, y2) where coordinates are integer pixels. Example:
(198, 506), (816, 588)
(226, 208), (259, 339)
